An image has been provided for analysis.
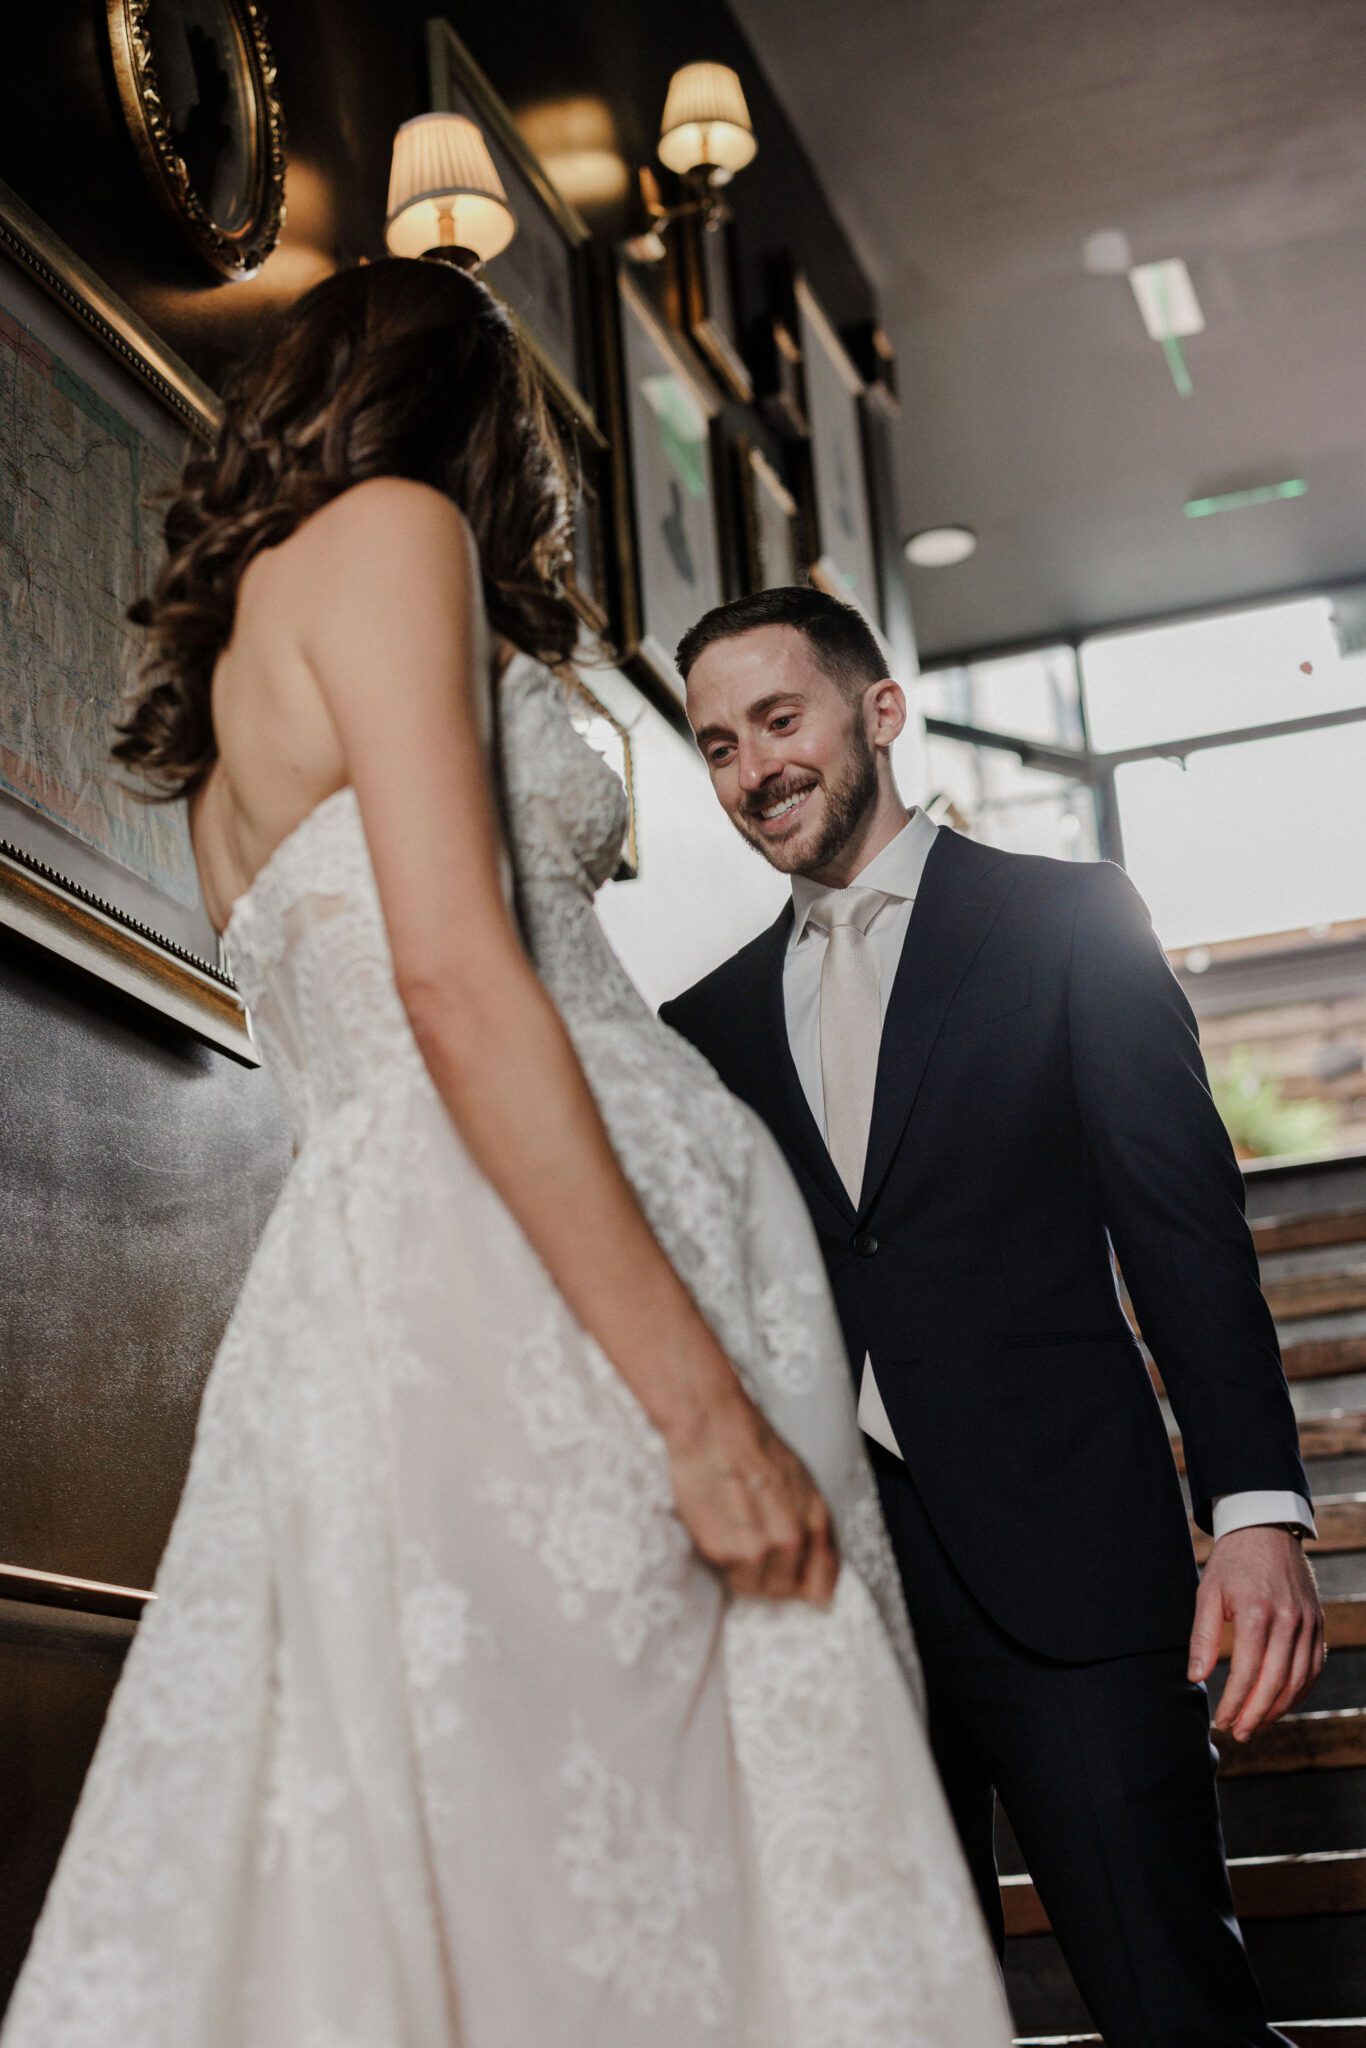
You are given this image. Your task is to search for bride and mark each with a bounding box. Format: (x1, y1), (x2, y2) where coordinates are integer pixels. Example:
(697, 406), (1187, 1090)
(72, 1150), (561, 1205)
(1, 259), (1013, 2048)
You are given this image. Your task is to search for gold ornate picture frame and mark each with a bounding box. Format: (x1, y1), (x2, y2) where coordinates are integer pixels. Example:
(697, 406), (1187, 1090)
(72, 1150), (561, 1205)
(106, 0), (286, 281)
(0, 179), (254, 1063)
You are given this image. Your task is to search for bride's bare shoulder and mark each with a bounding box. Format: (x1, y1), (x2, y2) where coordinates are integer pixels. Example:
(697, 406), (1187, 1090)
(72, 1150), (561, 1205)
(284, 478), (476, 587)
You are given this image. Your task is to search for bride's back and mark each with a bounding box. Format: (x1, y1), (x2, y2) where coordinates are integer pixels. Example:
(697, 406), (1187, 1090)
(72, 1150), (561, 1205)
(192, 510), (354, 937)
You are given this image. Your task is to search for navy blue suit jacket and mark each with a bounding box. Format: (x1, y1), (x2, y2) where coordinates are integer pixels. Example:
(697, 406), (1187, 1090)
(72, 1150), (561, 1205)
(660, 826), (1309, 1661)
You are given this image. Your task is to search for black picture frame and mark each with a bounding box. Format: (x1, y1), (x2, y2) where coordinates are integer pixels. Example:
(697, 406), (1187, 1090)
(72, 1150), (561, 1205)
(844, 317), (899, 418)
(425, 20), (622, 651)
(426, 20), (596, 431)
(612, 268), (725, 707)
(793, 271), (882, 625)
(674, 209), (752, 403)
(752, 312), (808, 440)
(734, 435), (806, 593)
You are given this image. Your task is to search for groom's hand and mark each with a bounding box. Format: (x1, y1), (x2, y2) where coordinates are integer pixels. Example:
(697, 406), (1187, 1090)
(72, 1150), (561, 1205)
(1188, 1526), (1324, 1741)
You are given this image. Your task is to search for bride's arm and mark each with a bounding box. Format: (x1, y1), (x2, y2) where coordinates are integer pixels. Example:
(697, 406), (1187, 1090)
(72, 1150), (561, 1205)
(294, 477), (837, 1606)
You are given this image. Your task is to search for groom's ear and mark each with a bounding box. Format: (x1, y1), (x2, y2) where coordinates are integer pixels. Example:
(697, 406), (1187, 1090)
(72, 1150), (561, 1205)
(865, 678), (907, 750)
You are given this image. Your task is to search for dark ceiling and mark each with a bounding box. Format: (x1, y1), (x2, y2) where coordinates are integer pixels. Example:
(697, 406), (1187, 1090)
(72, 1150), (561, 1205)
(726, 0), (1366, 659)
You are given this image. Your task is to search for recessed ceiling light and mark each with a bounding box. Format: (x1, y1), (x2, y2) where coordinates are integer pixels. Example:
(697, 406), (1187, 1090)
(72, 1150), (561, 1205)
(904, 525), (977, 568)
(1083, 228), (1132, 275)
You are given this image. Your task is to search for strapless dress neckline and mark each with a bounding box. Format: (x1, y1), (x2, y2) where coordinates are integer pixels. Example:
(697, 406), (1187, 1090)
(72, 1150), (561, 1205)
(220, 783), (357, 952)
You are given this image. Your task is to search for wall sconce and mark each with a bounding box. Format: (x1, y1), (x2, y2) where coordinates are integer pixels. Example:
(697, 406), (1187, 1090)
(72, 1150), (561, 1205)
(658, 62), (757, 182)
(385, 112), (516, 269)
(627, 61), (756, 260)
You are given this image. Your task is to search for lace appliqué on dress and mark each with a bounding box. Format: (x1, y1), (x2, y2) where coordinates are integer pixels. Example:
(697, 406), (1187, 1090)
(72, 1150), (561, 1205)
(559, 1736), (734, 2029)
(485, 1310), (694, 1670)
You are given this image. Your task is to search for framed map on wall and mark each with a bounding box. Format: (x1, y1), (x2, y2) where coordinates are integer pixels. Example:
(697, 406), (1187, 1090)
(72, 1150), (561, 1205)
(0, 180), (252, 1060)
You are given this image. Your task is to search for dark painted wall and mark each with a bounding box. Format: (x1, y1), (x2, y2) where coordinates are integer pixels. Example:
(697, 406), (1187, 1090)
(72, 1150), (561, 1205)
(2, 2), (875, 389)
(0, 0), (892, 2008)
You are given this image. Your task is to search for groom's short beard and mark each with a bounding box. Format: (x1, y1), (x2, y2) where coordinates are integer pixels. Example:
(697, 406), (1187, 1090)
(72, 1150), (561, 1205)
(804, 723), (879, 872)
(738, 715), (880, 874)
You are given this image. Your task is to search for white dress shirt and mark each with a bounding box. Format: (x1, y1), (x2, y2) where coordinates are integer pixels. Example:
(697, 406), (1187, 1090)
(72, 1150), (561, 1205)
(781, 812), (1314, 1542)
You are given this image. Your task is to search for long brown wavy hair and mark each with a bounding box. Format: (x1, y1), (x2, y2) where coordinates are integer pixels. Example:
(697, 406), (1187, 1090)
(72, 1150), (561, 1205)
(114, 257), (580, 798)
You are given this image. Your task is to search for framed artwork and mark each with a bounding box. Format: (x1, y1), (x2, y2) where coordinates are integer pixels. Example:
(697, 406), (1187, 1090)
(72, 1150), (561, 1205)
(106, 0), (287, 280)
(675, 211), (751, 402)
(0, 180), (253, 1062)
(426, 20), (596, 431)
(567, 679), (639, 880)
(736, 437), (804, 592)
(425, 20), (616, 645)
(615, 269), (724, 705)
(793, 272), (882, 624)
(845, 317), (899, 418)
(753, 312), (807, 439)
(547, 387), (613, 642)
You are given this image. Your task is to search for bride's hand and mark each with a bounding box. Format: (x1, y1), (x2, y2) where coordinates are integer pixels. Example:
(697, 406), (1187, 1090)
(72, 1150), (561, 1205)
(665, 1392), (840, 1606)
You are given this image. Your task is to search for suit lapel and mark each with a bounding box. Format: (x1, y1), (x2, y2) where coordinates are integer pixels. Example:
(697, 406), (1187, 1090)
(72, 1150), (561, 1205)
(734, 904), (855, 1222)
(858, 827), (1016, 1214)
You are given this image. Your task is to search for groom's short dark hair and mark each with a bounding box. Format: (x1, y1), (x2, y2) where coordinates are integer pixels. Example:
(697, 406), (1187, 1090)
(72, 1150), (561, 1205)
(675, 586), (886, 699)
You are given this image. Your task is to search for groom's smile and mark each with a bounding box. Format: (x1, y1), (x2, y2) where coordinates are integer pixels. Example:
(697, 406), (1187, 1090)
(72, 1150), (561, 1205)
(748, 777), (818, 834)
(682, 621), (902, 881)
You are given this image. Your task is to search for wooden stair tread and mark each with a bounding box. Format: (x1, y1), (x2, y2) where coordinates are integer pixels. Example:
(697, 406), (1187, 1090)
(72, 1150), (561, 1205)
(1286, 1335), (1366, 1384)
(1172, 1411), (1366, 1475)
(1036, 1195), (1366, 2030)
(1192, 1494), (1366, 1564)
(1264, 1271), (1366, 1321)
(1282, 1334), (1366, 1384)
(1321, 1597), (1366, 1650)
(1003, 1849), (1366, 1938)
(1215, 1707), (1366, 1777)
(1253, 1206), (1366, 1257)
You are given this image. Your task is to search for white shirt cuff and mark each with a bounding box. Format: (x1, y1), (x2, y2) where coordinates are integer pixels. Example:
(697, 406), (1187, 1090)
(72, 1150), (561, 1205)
(1211, 1491), (1316, 1541)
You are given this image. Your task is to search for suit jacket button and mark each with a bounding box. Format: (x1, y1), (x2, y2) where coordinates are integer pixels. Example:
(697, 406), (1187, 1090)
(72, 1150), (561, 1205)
(854, 1232), (878, 1257)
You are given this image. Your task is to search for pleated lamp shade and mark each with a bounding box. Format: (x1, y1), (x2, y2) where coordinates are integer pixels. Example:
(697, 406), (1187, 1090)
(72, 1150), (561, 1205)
(385, 113), (517, 265)
(657, 62), (757, 178)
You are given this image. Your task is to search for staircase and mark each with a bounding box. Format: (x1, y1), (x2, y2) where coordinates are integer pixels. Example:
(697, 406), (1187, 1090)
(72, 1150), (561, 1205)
(1006, 1160), (1366, 2043)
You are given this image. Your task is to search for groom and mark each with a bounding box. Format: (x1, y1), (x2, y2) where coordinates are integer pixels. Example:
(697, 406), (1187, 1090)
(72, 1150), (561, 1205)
(660, 586), (1324, 2045)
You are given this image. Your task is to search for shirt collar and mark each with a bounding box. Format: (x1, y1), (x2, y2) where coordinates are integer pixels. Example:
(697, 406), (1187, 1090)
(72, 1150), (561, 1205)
(789, 806), (940, 946)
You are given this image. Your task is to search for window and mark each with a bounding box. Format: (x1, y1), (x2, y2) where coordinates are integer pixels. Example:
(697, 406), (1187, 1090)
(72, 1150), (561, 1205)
(1112, 724), (1366, 949)
(915, 647), (1098, 859)
(920, 592), (1366, 1161)
(1081, 593), (1366, 752)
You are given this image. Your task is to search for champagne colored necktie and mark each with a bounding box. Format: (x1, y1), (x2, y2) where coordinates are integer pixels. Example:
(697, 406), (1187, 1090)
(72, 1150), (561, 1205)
(807, 887), (886, 1203)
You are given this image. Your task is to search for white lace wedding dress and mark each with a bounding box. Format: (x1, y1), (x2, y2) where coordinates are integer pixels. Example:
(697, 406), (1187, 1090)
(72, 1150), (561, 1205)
(2, 648), (1012, 2048)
